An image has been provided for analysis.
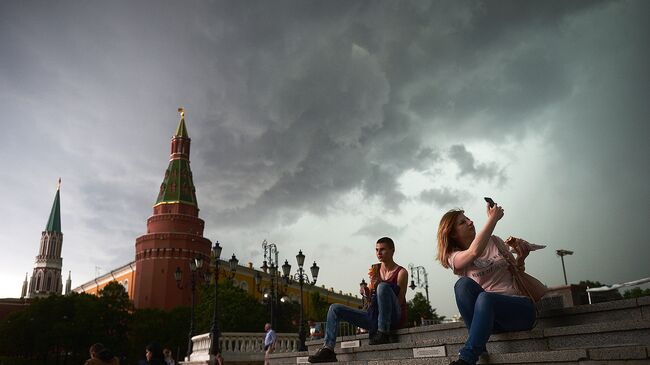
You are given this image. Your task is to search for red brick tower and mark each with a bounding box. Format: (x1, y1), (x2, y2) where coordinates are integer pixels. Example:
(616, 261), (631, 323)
(134, 108), (211, 310)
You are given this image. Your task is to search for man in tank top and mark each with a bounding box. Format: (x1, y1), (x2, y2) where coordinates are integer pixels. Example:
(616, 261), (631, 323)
(308, 237), (408, 363)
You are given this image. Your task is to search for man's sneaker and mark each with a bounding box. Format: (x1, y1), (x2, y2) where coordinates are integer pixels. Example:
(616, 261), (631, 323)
(368, 331), (392, 345)
(308, 346), (337, 363)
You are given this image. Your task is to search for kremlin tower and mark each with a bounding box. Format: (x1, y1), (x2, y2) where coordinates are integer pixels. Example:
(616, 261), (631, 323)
(133, 108), (212, 310)
(28, 179), (64, 298)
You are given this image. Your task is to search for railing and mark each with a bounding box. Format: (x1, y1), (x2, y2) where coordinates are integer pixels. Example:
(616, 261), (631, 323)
(184, 331), (300, 363)
(185, 322), (368, 363)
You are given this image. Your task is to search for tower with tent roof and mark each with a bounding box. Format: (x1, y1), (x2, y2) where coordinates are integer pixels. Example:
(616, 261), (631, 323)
(133, 108), (212, 310)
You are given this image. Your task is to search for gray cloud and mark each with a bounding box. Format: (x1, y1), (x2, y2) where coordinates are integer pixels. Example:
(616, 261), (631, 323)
(419, 187), (464, 207)
(448, 144), (506, 184)
(354, 218), (406, 240)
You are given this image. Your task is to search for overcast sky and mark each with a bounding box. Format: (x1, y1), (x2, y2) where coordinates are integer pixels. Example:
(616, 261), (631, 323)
(1, 0), (648, 317)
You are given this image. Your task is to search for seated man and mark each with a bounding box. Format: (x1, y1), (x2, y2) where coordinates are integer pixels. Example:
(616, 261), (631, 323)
(308, 237), (408, 363)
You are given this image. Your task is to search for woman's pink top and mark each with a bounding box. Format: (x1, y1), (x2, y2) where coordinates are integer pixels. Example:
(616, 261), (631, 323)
(448, 235), (521, 296)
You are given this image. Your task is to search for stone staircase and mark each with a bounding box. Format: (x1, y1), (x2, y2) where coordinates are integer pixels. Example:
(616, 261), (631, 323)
(268, 296), (650, 364)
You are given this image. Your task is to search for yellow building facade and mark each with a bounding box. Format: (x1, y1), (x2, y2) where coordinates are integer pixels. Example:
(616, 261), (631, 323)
(73, 259), (362, 311)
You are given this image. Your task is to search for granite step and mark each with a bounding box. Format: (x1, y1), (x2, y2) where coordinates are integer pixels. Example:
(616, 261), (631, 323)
(305, 296), (650, 354)
(269, 297), (650, 365)
(305, 319), (650, 356)
(269, 345), (650, 364)
(537, 296), (650, 328)
(271, 319), (650, 365)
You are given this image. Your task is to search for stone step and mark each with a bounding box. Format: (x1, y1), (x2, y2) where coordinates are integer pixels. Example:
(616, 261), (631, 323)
(272, 319), (650, 365)
(537, 296), (650, 328)
(304, 296), (650, 353)
(307, 319), (650, 355)
(269, 345), (650, 364)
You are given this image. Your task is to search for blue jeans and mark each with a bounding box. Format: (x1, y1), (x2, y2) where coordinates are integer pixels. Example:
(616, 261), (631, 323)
(454, 277), (536, 365)
(323, 282), (401, 349)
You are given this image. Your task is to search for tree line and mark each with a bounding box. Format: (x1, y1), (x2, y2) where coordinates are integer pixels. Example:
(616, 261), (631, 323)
(0, 281), (445, 364)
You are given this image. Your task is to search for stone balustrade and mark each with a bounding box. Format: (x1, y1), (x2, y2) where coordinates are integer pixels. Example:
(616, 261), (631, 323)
(182, 331), (299, 364)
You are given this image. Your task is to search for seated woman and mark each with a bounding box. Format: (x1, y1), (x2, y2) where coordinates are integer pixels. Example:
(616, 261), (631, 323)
(436, 203), (539, 365)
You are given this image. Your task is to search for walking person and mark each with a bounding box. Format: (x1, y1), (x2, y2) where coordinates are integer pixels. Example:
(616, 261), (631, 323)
(263, 322), (277, 365)
(436, 202), (544, 365)
(308, 237), (408, 363)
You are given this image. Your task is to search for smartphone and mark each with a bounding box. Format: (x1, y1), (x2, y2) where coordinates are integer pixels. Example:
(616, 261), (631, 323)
(484, 197), (495, 208)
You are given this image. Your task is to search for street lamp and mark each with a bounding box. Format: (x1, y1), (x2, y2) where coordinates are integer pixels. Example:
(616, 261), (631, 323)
(228, 254), (239, 281)
(209, 241), (223, 363)
(203, 243), (237, 365)
(282, 250), (319, 352)
(359, 279), (369, 309)
(261, 240), (280, 328)
(556, 249), (574, 285)
(175, 256), (204, 361)
(408, 264), (430, 305)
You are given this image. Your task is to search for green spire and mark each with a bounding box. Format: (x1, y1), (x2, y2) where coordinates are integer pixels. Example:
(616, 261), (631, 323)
(175, 107), (189, 137)
(45, 179), (61, 233)
(155, 110), (198, 207)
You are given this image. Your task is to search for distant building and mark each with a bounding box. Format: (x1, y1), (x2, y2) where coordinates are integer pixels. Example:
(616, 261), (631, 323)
(73, 109), (361, 311)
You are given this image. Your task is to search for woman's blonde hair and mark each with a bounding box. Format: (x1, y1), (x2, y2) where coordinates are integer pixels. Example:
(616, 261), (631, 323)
(436, 209), (465, 269)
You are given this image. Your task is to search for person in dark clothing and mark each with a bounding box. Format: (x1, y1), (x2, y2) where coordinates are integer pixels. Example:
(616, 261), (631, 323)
(143, 342), (166, 365)
(84, 343), (120, 365)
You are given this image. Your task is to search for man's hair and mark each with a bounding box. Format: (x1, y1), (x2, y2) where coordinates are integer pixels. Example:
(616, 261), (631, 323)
(376, 236), (395, 250)
(89, 343), (105, 355)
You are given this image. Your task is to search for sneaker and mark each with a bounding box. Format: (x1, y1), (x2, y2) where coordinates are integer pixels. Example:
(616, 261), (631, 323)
(368, 331), (392, 345)
(308, 346), (337, 363)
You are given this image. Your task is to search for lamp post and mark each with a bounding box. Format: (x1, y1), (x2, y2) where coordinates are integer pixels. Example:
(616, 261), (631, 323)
(261, 240), (280, 328)
(408, 264), (430, 305)
(282, 250), (319, 352)
(556, 249), (574, 285)
(206, 243), (236, 365)
(175, 255), (204, 361)
(209, 241), (223, 362)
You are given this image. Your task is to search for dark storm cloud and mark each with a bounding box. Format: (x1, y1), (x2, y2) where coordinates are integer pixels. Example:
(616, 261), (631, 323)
(419, 187), (463, 207)
(188, 0), (611, 228)
(448, 144), (506, 183)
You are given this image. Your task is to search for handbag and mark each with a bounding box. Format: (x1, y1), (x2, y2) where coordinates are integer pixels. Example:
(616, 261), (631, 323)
(495, 237), (548, 302)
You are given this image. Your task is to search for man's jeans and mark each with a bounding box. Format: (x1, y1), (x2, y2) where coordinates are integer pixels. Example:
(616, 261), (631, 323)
(323, 282), (400, 349)
(454, 277), (536, 365)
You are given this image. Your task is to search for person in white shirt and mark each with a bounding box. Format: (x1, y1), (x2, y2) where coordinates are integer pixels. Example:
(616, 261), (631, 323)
(263, 323), (277, 365)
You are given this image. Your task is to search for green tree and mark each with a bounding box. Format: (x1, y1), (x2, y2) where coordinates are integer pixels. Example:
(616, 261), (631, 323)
(407, 292), (445, 327)
(98, 281), (132, 355)
(127, 306), (190, 362)
(306, 292), (329, 322)
(575, 280), (623, 304)
(195, 280), (267, 333)
(623, 287), (650, 299)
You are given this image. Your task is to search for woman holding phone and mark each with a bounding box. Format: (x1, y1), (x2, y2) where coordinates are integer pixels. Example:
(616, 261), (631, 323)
(436, 201), (538, 365)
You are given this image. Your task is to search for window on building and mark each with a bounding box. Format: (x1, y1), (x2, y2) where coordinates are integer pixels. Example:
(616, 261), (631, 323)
(240, 281), (249, 292)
